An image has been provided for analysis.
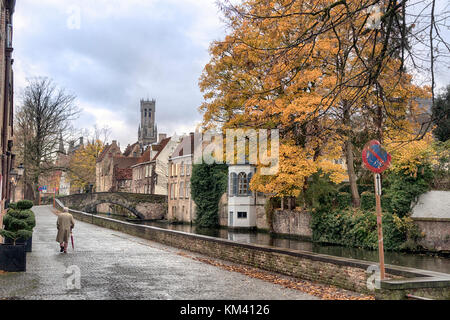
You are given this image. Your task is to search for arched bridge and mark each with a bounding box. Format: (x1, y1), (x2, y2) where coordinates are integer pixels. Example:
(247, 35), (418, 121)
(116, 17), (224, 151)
(58, 192), (167, 220)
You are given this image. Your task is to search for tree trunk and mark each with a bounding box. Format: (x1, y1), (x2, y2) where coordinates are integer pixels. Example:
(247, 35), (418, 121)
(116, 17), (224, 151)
(343, 102), (360, 207)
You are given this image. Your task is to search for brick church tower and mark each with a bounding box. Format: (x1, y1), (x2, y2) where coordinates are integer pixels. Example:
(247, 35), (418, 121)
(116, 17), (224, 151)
(138, 98), (157, 147)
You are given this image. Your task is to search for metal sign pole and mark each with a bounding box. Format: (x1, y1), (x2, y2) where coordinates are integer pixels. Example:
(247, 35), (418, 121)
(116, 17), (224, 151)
(374, 173), (385, 280)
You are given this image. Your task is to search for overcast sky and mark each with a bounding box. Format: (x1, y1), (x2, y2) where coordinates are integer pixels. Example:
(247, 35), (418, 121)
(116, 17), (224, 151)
(13, 0), (225, 148)
(13, 0), (449, 149)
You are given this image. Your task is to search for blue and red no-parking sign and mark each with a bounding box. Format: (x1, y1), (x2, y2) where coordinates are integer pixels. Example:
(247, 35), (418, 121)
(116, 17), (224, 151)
(362, 140), (391, 174)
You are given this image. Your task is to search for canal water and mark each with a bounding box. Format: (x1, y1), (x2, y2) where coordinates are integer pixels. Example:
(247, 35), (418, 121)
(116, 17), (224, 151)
(97, 213), (450, 275)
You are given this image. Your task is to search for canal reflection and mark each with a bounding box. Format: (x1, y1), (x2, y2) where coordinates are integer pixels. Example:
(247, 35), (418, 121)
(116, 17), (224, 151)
(98, 214), (450, 274)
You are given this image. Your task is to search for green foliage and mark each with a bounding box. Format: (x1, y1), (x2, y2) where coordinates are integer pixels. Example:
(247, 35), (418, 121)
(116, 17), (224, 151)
(360, 191), (375, 210)
(335, 192), (351, 210)
(16, 200), (34, 210)
(385, 164), (433, 217)
(432, 140), (450, 190)
(432, 85), (450, 142)
(306, 171), (427, 251)
(311, 208), (418, 251)
(338, 183), (372, 194)
(0, 208), (36, 244)
(191, 163), (228, 228)
(8, 202), (17, 209)
(303, 172), (338, 214)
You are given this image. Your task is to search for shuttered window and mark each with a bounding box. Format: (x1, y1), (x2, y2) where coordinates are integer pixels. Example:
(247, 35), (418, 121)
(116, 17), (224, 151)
(230, 173), (237, 196)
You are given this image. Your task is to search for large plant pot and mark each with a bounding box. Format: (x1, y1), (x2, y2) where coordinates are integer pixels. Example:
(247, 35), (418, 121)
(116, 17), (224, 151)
(4, 236), (32, 252)
(0, 244), (27, 272)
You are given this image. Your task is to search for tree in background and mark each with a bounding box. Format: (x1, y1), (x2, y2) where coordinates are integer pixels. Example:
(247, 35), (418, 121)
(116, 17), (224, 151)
(190, 163), (228, 228)
(68, 139), (104, 192)
(14, 77), (80, 201)
(432, 85), (450, 142)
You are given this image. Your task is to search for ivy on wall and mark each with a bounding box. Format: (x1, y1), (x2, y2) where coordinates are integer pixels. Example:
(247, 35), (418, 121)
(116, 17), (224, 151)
(191, 163), (228, 228)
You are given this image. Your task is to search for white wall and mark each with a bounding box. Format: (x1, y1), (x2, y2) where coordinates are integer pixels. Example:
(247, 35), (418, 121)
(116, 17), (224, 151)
(411, 191), (450, 219)
(228, 164), (257, 228)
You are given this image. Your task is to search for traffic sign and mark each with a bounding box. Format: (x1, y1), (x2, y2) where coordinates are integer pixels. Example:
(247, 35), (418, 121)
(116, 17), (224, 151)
(362, 140), (391, 174)
(362, 139), (390, 280)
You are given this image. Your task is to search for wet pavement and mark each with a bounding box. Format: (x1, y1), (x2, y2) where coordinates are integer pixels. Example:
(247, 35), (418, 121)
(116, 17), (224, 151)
(0, 206), (317, 300)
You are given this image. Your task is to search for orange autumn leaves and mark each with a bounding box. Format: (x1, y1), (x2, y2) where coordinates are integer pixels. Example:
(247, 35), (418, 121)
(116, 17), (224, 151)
(199, 0), (430, 197)
(68, 140), (104, 190)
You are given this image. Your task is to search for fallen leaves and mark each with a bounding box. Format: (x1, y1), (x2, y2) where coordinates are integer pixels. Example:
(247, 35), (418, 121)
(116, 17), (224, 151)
(177, 251), (375, 300)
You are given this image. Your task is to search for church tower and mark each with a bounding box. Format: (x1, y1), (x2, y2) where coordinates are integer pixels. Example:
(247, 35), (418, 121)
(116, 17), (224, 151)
(138, 98), (157, 147)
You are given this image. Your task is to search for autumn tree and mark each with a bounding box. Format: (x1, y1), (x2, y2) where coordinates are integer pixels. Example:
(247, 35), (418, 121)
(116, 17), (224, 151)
(14, 78), (80, 201)
(68, 139), (104, 191)
(199, 0), (441, 206)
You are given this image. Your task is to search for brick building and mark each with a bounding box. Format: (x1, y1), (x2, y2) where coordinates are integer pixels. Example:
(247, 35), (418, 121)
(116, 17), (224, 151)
(0, 0), (16, 235)
(95, 140), (141, 193)
(167, 133), (195, 223)
(131, 134), (178, 195)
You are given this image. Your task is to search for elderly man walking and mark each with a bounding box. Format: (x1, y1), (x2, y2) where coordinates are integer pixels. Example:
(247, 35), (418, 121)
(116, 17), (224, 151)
(56, 207), (75, 253)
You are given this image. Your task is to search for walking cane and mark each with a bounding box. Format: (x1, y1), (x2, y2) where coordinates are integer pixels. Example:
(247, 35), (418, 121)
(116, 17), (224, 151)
(71, 233), (74, 251)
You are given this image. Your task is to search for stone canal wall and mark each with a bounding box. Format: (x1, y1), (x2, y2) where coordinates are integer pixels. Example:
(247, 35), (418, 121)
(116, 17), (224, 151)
(411, 191), (450, 252)
(56, 200), (450, 299)
(272, 210), (312, 239)
(413, 218), (450, 252)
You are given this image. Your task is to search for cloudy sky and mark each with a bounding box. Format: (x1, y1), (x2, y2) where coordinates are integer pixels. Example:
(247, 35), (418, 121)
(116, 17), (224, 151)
(12, 0), (449, 149)
(13, 0), (225, 148)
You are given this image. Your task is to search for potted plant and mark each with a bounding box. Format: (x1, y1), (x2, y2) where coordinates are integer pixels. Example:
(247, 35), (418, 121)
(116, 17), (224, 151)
(4, 200), (35, 252)
(0, 200), (35, 272)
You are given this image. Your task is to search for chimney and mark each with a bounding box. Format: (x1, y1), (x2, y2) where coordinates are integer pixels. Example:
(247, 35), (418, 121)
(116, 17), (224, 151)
(158, 133), (167, 143)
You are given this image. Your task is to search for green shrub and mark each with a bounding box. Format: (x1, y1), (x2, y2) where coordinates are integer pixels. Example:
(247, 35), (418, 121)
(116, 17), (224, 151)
(0, 209), (35, 244)
(8, 202), (17, 209)
(16, 200), (34, 210)
(337, 184), (351, 194)
(303, 172), (338, 214)
(385, 165), (433, 217)
(360, 191), (375, 210)
(311, 208), (418, 251)
(381, 194), (392, 213)
(335, 192), (351, 210)
(358, 184), (373, 194)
